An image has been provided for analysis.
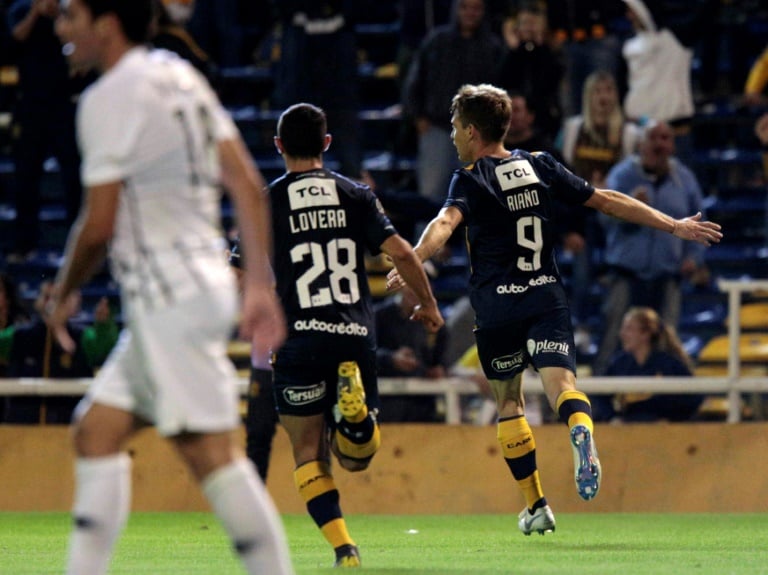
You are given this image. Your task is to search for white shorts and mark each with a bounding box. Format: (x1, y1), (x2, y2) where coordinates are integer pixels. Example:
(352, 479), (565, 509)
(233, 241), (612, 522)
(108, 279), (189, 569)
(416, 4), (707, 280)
(78, 273), (241, 436)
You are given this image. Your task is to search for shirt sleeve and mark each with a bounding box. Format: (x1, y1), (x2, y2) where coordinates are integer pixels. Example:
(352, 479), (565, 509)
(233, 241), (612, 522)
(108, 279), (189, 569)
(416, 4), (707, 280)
(77, 87), (140, 186)
(532, 151), (595, 205)
(363, 188), (397, 254)
(443, 170), (470, 217)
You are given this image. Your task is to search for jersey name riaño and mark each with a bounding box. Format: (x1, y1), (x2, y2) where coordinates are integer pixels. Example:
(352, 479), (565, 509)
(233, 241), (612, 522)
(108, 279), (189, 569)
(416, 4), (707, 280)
(77, 47), (237, 309)
(445, 149), (594, 328)
(269, 168), (396, 341)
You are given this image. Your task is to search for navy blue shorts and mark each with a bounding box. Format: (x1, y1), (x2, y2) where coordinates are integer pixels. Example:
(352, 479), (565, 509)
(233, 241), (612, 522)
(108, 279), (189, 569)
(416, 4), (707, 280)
(474, 307), (576, 381)
(272, 335), (379, 417)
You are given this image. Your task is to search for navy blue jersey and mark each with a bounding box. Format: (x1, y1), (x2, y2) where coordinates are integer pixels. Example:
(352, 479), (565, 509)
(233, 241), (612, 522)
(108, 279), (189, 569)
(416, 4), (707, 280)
(444, 150), (594, 328)
(269, 168), (396, 342)
(605, 350), (692, 377)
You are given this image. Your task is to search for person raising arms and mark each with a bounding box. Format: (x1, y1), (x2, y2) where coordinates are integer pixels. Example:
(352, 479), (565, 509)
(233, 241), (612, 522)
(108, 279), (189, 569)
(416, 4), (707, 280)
(387, 83), (721, 535)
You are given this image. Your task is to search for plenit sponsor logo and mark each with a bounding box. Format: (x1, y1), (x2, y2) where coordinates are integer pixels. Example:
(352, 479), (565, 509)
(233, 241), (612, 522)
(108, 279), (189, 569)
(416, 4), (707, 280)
(496, 274), (557, 294)
(283, 383), (326, 406)
(293, 318), (369, 336)
(527, 339), (570, 356)
(491, 353), (524, 372)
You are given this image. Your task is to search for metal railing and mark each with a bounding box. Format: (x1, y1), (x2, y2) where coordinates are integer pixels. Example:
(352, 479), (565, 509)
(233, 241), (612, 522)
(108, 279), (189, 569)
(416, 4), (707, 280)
(1, 279), (765, 425)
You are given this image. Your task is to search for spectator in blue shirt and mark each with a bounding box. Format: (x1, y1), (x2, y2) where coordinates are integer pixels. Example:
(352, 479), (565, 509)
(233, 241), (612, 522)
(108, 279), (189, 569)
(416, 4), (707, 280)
(598, 306), (703, 422)
(593, 120), (708, 375)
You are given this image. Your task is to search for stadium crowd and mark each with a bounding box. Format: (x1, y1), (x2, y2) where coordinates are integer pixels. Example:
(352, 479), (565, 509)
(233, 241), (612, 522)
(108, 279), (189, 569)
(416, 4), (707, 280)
(0, 0), (767, 426)
(0, 1), (764, 572)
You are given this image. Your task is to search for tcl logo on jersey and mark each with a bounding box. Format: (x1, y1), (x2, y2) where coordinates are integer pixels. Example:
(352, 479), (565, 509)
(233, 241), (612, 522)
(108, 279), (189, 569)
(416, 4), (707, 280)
(288, 177), (340, 210)
(495, 159), (539, 191)
(527, 339), (570, 356)
(491, 353), (524, 372)
(283, 383), (326, 406)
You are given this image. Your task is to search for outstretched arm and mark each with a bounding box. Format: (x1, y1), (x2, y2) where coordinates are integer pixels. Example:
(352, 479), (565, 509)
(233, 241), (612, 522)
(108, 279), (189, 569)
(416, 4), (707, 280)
(380, 234), (444, 333)
(386, 206), (464, 290)
(585, 188), (722, 245)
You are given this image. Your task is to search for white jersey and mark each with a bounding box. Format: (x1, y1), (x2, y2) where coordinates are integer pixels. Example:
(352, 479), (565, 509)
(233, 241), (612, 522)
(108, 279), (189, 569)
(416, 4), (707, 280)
(77, 47), (237, 310)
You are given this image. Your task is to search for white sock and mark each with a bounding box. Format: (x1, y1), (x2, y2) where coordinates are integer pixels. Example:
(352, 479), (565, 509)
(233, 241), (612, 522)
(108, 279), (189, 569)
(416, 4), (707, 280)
(66, 453), (132, 575)
(202, 458), (295, 575)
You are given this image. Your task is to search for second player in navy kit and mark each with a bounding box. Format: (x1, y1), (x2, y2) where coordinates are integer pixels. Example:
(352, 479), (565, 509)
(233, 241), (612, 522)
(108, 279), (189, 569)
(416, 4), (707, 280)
(268, 103), (443, 567)
(387, 84), (722, 536)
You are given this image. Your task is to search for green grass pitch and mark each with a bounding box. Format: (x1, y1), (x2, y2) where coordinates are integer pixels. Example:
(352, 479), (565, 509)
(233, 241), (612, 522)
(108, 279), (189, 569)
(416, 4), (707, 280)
(1, 512), (765, 574)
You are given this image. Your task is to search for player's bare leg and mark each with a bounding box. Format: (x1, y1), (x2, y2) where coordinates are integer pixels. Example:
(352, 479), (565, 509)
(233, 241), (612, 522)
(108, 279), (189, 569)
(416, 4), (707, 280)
(540, 366), (602, 501)
(489, 375), (555, 535)
(282, 412), (360, 567)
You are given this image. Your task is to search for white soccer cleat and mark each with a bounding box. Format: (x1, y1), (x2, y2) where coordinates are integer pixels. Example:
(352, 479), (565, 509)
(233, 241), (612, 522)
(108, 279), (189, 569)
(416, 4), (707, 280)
(518, 504), (556, 536)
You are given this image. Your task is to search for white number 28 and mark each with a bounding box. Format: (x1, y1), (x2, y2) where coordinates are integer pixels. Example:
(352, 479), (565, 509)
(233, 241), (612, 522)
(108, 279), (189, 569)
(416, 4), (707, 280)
(290, 238), (360, 309)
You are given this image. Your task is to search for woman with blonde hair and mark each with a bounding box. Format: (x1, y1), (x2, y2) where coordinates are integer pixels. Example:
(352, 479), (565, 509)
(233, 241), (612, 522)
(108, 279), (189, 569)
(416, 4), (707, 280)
(556, 70), (639, 326)
(559, 69), (639, 186)
(601, 306), (703, 422)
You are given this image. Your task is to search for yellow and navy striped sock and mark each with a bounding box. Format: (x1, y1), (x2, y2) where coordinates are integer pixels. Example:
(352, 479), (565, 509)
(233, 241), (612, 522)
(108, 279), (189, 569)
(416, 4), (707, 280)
(497, 415), (546, 512)
(294, 460), (354, 549)
(556, 390), (594, 433)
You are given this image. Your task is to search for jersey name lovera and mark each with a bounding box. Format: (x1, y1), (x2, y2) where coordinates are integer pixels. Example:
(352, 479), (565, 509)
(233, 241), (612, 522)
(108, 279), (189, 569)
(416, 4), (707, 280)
(287, 176), (348, 233)
(289, 208), (347, 233)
